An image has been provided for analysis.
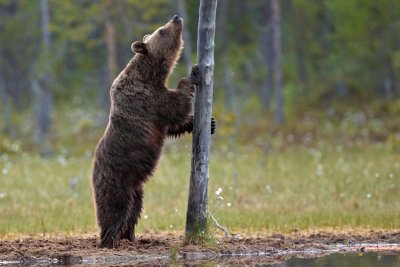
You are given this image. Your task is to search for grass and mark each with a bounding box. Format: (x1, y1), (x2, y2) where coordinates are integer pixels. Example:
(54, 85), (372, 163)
(0, 102), (399, 237)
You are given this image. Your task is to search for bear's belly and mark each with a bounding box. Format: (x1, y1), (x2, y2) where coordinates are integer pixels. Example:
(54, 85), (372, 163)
(124, 125), (166, 182)
(94, 122), (167, 186)
(127, 139), (163, 176)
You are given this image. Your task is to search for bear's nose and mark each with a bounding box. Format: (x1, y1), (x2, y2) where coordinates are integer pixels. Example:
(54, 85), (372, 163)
(172, 15), (181, 21)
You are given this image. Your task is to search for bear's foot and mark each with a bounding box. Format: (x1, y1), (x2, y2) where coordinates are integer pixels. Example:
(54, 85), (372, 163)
(99, 236), (120, 249)
(99, 227), (122, 248)
(122, 228), (135, 242)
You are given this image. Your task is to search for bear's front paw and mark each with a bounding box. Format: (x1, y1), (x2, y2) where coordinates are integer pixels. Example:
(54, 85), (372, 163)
(211, 117), (217, 134)
(190, 64), (201, 86)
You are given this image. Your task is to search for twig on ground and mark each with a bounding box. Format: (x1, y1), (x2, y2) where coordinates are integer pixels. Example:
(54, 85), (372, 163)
(208, 211), (231, 237)
(208, 196), (242, 238)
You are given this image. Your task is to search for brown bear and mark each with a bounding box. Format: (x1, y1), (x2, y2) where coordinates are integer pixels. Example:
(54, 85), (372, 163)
(92, 15), (215, 248)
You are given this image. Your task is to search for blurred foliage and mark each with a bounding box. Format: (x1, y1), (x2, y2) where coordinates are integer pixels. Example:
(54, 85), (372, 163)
(0, 0), (400, 137)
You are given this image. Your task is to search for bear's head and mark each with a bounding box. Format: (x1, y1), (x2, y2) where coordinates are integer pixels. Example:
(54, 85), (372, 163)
(131, 15), (183, 69)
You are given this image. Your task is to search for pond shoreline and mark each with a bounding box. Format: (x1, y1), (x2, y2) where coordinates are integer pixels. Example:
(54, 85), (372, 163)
(1, 230), (399, 265)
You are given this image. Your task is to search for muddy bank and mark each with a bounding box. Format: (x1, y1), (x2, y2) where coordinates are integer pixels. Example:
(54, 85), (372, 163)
(0, 230), (399, 265)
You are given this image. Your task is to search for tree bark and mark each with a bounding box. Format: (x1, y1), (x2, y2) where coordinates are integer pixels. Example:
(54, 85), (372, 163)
(177, 0), (193, 75)
(185, 0), (217, 242)
(271, 0), (284, 124)
(35, 0), (53, 155)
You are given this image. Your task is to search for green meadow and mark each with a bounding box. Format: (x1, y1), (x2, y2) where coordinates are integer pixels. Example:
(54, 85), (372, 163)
(1, 102), (399, 237)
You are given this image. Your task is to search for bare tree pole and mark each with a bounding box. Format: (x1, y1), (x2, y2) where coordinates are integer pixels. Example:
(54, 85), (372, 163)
(271, 0), (284, 124)
(177, 0), (193, 75)
(185, 0), (218, 242)
(36, 0), (53, 155)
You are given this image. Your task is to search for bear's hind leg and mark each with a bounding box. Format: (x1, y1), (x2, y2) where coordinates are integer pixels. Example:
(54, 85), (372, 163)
(121, 187), (143, 242)
(97, 192), (132, 248)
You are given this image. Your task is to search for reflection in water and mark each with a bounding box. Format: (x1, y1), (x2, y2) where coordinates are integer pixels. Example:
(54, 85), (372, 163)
(270, 253), (399, 267)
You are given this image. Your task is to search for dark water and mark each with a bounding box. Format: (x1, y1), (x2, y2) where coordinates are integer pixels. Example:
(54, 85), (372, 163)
(269, 253), (400, 267)
(1, 252), (399, 266)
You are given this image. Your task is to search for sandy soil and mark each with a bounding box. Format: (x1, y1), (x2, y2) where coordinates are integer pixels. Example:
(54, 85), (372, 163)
(0, 230), (399, 265)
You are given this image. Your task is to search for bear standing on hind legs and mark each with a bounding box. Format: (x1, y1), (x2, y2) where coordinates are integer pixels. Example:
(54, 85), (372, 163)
(92, 15), (216, 249)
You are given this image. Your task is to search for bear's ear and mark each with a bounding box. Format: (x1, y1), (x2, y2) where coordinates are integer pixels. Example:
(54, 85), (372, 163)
(131, 41), (148, 55)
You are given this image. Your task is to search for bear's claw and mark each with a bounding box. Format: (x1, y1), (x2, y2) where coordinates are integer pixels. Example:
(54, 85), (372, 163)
(190, 64), (201, 86)
(211, 117), (216, 134)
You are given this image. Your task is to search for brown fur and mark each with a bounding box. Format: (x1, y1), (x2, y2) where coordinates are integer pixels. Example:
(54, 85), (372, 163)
(92, 16), (213, 249)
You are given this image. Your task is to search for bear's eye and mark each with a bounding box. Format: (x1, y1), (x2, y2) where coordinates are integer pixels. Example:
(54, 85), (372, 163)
(159, 29), (166, 36)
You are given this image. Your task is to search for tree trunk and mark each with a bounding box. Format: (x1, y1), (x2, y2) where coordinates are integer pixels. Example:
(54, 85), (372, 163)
(0, 75), (16, 138)
(102, 0), (116, 122)
(121, 0), (136, 64)
(384, 56), (396, 99)
(287, 0), (308, 92)
(320, 3), (331, 61)
(35, 0), (53, 155)
(318, 1), (331, 79)
(261, 0), (273, 111)
(185, 0), (217, 242)
(177, 0), (193, 75)
(218, 0), (235, 110)
(271, 0), (284, 124)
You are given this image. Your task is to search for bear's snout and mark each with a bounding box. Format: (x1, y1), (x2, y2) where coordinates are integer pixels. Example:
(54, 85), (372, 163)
(172, 15), (182, 22)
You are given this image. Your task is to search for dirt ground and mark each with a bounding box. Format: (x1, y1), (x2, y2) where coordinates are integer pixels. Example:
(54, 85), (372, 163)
(0, 230), (399, 265)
